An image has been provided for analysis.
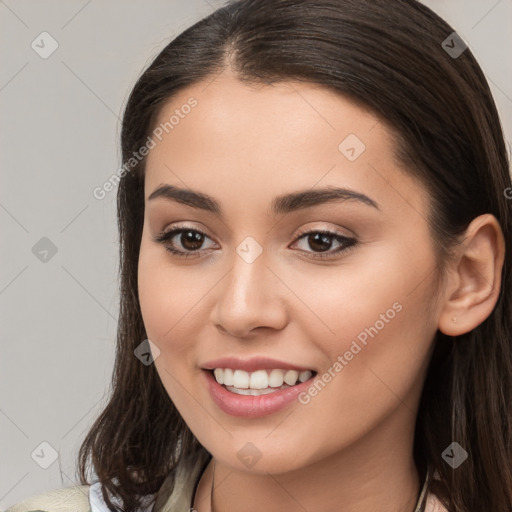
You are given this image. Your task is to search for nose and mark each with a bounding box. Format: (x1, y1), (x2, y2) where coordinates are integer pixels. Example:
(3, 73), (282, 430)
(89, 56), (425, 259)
(209, 247), (288, 339)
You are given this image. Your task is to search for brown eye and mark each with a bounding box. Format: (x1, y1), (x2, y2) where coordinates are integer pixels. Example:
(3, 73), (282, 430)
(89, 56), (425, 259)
(292, 230), (357, 259)
(153, 227), (215, 258)
(177, 230), (205, 251)
(305, 232), (335, 252)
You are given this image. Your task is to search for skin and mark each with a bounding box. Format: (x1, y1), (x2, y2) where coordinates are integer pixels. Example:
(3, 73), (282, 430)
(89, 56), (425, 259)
(137, 70), (504, 512)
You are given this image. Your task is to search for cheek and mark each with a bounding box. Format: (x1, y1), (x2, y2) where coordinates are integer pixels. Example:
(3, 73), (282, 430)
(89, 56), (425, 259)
(137, 240), (202, 360)
(137, 244), (209, 417)
(137, 233), (226, 451)
(291, 243), (437, 428)
(306, 236), (435, 347)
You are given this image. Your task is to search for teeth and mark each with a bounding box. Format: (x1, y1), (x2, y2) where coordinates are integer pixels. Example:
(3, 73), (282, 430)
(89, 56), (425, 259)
(284, 370), (299, 386)
(213, 368), (224, 385)
(249, 370), (268, 390)
(233, 369), (250, 389)
(211, 368), (313, 390)
(299, 370), (311, 382)
(268, 369), (284, 387)
(223, 368), (234, 386)
(225, 384), (291, 396)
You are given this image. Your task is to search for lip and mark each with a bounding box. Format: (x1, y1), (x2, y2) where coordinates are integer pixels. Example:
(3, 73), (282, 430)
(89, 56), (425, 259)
(202, 369), (315, 418)
(201, 356), (314, 373)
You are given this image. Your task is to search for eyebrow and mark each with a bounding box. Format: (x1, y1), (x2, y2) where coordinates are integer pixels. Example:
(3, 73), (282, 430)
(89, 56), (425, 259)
(148, 184), (380, 216)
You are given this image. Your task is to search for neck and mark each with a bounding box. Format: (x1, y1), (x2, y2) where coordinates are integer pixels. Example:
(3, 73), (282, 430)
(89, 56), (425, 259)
(195, 419), (422, 512)
(214, 455), (419, 512)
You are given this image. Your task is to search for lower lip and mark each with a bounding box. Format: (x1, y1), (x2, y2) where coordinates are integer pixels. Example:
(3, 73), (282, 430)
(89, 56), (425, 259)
(202, 370), (314, 418)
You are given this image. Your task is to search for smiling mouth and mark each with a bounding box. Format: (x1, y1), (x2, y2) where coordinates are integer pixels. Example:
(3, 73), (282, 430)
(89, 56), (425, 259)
(208, 368), (316, 396)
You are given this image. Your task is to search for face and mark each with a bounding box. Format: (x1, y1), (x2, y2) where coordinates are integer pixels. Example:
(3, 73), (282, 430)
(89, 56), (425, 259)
(138, 71), (443, 475)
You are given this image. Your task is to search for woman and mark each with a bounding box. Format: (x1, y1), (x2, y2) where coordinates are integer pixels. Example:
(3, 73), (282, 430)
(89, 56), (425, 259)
(7, 0), (511, 511)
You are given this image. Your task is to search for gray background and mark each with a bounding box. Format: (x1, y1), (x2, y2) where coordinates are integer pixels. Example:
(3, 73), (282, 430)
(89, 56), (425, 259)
(1, 0), (511, 509)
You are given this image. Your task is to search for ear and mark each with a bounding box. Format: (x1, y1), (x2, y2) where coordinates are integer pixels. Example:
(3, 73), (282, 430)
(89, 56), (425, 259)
(438, 214), (505, 336)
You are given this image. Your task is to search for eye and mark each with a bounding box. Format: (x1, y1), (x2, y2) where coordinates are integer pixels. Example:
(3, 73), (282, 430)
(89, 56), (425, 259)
(153, 225), (358, 260)
(290, 229), (357, 260)
(153, 226), (216, 259)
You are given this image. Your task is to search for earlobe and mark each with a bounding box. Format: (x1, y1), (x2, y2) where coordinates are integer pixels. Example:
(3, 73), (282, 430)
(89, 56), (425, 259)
(438, 214), (505, 336)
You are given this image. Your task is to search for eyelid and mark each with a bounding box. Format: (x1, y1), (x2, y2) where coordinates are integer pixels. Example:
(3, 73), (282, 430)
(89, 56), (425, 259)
(293, 222), (356, 240)
(152, 223), (216, 258)
(289, 227), (357, 260)
(153, 222), (358, 260)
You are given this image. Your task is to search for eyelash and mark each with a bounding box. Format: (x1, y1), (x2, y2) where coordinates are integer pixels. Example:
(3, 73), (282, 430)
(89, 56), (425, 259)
(153, 225), (358, 260)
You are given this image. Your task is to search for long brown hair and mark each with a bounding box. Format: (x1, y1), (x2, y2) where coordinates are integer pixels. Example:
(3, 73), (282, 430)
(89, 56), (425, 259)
(77, 1), (512, 511)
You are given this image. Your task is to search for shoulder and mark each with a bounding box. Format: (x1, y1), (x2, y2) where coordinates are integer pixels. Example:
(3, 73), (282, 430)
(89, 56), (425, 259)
(4, 485), (92, 512)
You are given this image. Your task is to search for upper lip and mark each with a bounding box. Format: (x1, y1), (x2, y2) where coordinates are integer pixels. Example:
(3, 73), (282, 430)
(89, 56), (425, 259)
(201, 357), (314, 373)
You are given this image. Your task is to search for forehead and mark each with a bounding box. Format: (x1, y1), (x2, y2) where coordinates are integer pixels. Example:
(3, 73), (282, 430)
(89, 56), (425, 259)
(150, 72), (384, 161)
(143, 72), (429, 219)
